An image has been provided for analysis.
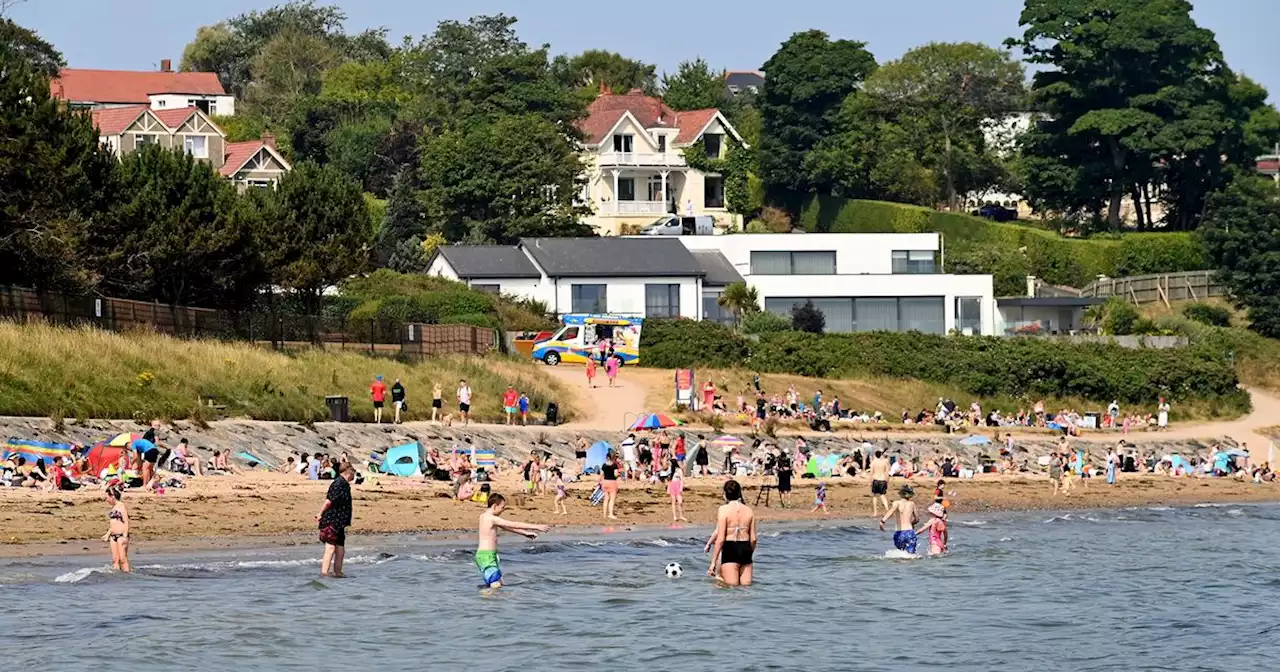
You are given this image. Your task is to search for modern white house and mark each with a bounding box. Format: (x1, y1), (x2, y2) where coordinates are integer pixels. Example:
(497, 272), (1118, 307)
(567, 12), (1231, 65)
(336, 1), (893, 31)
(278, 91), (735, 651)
(578, 87), (744, 236)
(426, 232), (996, 335)
(51, 61), (236, 116)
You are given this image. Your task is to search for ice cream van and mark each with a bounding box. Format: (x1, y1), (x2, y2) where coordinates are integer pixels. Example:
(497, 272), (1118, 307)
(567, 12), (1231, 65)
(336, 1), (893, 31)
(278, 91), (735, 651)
(532, 314), (643, 366)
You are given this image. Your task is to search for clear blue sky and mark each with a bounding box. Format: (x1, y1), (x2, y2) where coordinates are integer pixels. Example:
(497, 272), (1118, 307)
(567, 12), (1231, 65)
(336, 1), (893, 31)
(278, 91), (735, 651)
(10, 0), (1278, 97)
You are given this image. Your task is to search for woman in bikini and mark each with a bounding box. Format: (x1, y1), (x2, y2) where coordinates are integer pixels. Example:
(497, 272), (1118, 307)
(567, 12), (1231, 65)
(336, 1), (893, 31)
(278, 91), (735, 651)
(102, 483), (131, 573)
(708, 479), (756, 586)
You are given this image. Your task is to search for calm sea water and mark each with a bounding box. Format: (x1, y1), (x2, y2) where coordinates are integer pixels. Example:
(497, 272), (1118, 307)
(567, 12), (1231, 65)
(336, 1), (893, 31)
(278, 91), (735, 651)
(2, 503), (1278, 672)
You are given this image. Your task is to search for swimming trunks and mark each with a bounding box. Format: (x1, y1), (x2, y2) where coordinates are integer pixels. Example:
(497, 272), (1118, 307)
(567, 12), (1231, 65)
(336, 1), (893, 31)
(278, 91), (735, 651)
(475, 550), (502, 586)
(720, 540), (753, 566)
(893, 530), (918, 554)
(871, 480), (888, 495)
(459, 402), (471, 413)
(373, 400), (384, 408)
(432, 398), (443, 409)
(318, 525), (346, 547)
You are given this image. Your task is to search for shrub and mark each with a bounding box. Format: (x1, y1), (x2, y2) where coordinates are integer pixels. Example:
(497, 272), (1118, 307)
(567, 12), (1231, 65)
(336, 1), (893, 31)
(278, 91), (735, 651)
(639, 319), (748, 368)
(757, 206), (792, 233)
(1183, 302), (1232, 328)
(742, 310), (792, 335)
(1099, 298), (1141, 335)
(790, 300), (825, 334)
(745, 220), (770, 233)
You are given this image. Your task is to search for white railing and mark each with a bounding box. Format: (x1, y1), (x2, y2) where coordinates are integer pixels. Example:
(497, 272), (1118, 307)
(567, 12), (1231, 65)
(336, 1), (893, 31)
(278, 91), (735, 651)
(597, 152), (687, 167)
(610, 201), (667, 215)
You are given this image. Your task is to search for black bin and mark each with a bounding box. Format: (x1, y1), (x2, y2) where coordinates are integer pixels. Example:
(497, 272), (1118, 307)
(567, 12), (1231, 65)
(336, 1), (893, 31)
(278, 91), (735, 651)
(545, 401), (559, 426)
(325, 395), (349, 422)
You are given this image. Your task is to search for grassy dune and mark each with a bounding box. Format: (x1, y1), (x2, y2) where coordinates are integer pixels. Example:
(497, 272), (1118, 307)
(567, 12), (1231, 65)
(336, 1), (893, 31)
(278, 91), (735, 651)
(0, 322), (576, 423)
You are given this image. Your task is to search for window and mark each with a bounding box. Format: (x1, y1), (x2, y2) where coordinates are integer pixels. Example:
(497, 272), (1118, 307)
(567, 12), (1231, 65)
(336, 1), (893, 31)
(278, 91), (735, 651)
(892, 250), (937, 274)
(764, 296), (943, 334)
(702, 291), (734, 324)
(749, 251), (836, 275)
(855, 298), (898, 332)
(704, 133), (723, 158)
(246, 179), (273, 190)
(616, 177), (636, 201)
(955, 296), (982, 335)
(656, 135), (667, 153)
(571, 284), (607, 313)
(900, 297), (945, 334)
(471, 284), (500, 294)
(134, 134), (157, 148)
(645, 284), (681, 318)
(183, 135), (208, 159)
(194, 99), (216, 116)
(704, 176), (725, 208)
(612, 134), (633, 153)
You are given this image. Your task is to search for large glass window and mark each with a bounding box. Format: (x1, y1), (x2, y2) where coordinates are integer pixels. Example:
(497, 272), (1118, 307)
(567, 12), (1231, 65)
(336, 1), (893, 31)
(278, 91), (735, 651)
(750, 251), (836, 275)
(702, 291), (734, 324)
(183, 135), (208, 159)
(811, 298), (854, 333)
(616, 178), (636, 201)
(571, 284), (607, 313)
(612, 134), (633, 153)
(704, 134), (723, 158)
(900, 297), (945, 334)
(855, 298), (898, 332)
(765, 297), (945, 334)
(955, 296), (982, 335)
(704, 176), (725, 208)
(892, 250), (937, 274)
(645, 284), (681, 318)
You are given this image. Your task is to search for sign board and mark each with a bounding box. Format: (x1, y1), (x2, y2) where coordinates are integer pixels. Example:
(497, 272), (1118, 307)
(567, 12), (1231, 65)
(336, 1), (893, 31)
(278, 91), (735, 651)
(675, 369), (695, 408)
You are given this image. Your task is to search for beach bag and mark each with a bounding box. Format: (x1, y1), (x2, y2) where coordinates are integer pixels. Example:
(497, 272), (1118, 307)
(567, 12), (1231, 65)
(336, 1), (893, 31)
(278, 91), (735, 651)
(590, 484), (605, 506)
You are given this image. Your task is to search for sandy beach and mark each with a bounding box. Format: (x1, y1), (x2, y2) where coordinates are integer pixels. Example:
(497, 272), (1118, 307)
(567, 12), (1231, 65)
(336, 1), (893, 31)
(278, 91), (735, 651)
(3, 469), (1276, 558)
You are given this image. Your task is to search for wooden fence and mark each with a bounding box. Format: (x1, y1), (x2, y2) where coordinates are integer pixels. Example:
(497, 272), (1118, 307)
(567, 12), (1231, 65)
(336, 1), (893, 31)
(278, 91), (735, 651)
(1080, 271), (1227, 307)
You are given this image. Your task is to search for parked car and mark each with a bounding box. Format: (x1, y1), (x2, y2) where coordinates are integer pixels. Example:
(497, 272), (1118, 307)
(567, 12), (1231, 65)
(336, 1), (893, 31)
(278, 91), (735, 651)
(973, 204), (1018, 222)
(638, 215), (715, 236)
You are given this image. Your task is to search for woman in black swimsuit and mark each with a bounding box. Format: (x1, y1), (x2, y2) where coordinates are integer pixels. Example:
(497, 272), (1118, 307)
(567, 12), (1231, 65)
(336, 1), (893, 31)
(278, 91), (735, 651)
(599, 450), (621, 520)
(708, 479), (756, 586)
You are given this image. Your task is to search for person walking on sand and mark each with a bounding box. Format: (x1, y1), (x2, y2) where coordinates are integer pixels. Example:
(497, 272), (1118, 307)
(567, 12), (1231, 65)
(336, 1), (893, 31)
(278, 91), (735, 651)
(1049, 452), (1063, 495)
(503, 385), (519, 425)
(708, 479), (756, 586)
(553, 469), (569, 515)
(599, 450), (621, 520)
(811, 482), (829, 515)
(605, 353), (620, 387)
(869, 450), (891, 515)
(518, 392), (530, 426)
(775, 447), (793, 507)
(1106, 444), (1120, 485)
(586, 356), (598, 388)
(668, 467), (689, 523)
(391, 378), (406, 424)
(702, 380), (716, 411)
(102, 481), (130, 573)
(370, 375), (387, 424)
(879, 485), (920, 554)
(431, 382), (443, 423)
(1157, 397), (1171, 431)
(316, 463), (356, 577)
(476, 494), (549, 592)
(457, 379), (472, 426)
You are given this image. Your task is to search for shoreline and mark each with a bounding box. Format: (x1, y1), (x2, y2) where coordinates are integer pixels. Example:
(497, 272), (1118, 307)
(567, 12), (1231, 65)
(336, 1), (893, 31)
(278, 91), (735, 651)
(3, 472), (1276, 559)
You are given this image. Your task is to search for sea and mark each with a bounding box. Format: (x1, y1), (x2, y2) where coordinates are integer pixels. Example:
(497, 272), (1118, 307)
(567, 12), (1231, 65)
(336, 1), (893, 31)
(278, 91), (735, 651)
(2, 503), (1277, 672)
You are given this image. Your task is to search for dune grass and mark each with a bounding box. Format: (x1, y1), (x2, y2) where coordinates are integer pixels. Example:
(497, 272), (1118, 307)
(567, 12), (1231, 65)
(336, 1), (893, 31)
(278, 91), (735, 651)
(0, 322), (576, 423)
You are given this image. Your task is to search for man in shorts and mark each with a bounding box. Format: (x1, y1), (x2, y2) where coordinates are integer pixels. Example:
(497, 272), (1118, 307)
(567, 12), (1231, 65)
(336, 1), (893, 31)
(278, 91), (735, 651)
(133, 421), (163, 490)
(476, 493), (548, 591)
(503, 385), (519, 425)
(391, 378), (406, 424)
(457, 379), (472, 426)
(879, 485), (919, 554)
(370, 375), (387, 424)
(869, 450), (891, 515)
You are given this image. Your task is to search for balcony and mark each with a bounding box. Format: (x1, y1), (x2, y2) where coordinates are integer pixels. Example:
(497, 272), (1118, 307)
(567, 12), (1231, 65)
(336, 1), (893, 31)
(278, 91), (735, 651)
(601, 200), (667, 215)
(597, 152), (687, 167)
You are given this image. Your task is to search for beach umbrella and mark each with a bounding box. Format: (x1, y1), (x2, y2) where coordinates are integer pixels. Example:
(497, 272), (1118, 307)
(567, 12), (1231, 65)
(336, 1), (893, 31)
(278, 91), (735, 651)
(630, 413), (681, 430)
(106, 432), (138, 447)
(711, 435), (744, 451)
(959, 434), (991, 446)
(3, 438), (73, 465)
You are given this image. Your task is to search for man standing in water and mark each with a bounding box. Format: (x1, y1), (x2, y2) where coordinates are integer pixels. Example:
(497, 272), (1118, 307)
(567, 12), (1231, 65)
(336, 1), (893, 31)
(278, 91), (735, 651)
(869, 450), (891, 515)
(316, 464), (356, 577)
(476, 494), (549, 591)
(879, 485), (919, 554)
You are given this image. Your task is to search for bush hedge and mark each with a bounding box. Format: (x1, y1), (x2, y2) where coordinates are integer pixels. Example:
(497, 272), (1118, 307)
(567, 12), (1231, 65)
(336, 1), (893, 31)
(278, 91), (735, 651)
(639, 319), (1243, 406)
(334, 269), (553, 332)
(797, 197), (1207, 294)
(1182, 302), (1232, 328)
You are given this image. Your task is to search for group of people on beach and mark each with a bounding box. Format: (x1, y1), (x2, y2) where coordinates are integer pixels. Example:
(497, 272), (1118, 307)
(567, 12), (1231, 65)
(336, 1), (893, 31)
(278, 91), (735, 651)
(367, 375), (543, 428)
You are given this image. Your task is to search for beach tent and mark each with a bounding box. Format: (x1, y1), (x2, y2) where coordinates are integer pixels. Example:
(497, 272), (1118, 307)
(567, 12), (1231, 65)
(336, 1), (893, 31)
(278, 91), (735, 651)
(959, 435), (991, 446)
(584, 441), (610, 474)
(87, 433), (139, 475)
(805, 455), (819, 477)
(236, 452), (269, 468)
(472, 448), (496, 470)
(821, 454), (841, 476)
(382, 442), (422, 477)
(3, 438), (72, 465)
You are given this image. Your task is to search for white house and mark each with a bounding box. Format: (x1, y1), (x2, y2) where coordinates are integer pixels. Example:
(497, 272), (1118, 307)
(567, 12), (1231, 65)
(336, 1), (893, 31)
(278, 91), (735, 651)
(676, 233), (996, 335)
(579, 87), (744, 236)
(51, 61), (236, 116)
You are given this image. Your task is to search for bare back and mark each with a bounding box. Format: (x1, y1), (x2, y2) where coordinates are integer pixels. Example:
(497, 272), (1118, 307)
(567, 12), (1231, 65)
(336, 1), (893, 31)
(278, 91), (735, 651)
(892, 500), (917, 531)
(718, 501), (755, 542)
(477, 511), (499, 551)
(870, 457), (891, 481)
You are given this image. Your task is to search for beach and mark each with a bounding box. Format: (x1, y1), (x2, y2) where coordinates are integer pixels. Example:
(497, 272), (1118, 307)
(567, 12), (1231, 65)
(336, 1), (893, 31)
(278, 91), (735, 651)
(4, 470), (1276, 557)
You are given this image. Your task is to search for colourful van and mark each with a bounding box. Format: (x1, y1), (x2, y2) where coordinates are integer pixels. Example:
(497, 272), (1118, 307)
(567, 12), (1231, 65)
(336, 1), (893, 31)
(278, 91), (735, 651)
(532, 314), (643, 366)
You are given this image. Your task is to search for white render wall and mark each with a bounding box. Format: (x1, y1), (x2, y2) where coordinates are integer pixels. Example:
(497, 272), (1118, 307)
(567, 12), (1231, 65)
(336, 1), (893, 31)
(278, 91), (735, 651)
(676, 232), (941, 275)
(148, 93), (236, 116)
(548, 276), (699, 318)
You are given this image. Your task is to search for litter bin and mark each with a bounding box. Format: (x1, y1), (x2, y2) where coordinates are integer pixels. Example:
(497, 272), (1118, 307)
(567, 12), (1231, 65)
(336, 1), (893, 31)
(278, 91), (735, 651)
(545, 401), (559, 426)
(325, 395), (349, 422)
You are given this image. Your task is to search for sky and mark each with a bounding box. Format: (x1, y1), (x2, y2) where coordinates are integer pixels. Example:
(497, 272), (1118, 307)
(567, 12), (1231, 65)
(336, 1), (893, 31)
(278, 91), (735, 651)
(9, 0), (1279, 98)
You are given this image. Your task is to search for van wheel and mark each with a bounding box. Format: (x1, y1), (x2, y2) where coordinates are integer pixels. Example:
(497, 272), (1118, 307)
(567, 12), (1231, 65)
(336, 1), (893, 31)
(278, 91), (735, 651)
(543, 352), (561, 366)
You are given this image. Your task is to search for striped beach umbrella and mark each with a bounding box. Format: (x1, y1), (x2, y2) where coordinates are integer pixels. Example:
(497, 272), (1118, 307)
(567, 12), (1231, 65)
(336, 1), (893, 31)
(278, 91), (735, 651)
(630, 413), (681, 430)
(710, 435), (745, 451)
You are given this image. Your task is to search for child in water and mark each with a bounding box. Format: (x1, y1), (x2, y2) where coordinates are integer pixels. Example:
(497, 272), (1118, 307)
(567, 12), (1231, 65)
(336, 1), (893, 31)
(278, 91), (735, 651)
(810, 482), (828, 514)
(553, 469), (568, 515)
(916, 502), (949, 555)
(102, 482), (130, 572)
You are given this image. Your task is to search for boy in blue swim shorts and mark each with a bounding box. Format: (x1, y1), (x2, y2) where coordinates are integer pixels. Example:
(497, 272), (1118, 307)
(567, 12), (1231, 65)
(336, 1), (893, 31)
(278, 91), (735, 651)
(476, 494), (549, 590)
(879, 485), (919, 554)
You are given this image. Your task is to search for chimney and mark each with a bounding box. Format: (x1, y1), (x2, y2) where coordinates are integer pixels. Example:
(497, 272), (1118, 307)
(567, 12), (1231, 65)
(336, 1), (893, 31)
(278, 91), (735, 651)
(160, 59), (172, 73)
(1026, 275), (1037, 298)
(261, 132), (276, 150)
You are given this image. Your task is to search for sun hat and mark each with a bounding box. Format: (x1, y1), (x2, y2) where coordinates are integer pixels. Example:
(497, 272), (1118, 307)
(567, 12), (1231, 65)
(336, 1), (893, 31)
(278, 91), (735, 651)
(928, 503), (946, 518)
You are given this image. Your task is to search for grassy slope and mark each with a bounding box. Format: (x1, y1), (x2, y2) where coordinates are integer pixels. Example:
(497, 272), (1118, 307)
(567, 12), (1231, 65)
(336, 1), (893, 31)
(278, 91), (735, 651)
(1142, 300), (1280, 396)
(0, 322), (575, 423)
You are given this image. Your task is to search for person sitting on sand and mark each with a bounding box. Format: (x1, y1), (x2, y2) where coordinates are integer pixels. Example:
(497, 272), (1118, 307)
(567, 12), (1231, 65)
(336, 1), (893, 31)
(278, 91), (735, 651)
(172, 439), (203, 476)
(476, 493), (549, 591)
(879, 486), (920, 554)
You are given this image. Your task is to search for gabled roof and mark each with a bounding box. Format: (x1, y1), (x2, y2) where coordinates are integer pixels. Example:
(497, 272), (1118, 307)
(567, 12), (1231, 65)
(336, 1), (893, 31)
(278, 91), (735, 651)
(51, 69), (226, 104)
(152, 106), (200, 128)
(434, 246), (541, 279)
(88, 105), (152, 135)
(724, 71), (765, 89)
(519, 237), (704, 278)
(690, 250), (744, 287)
(579, 88), (741, 146)
(220, 140), (292, 177)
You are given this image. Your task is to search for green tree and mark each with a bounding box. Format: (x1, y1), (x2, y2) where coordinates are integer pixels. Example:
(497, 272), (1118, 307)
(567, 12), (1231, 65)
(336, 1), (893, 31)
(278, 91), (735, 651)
(716, 281), (760, 327)
(758, 30), (877, 204)
(375, 170), (425, 266)
(661, 58), (724, 111)
(245, 29), (341, 126)
(551, 49), (656, 97)
(260, 162), (372, 310)
(790, 300), (825, 334)
(1200, 178), (1280, 338)
(0, 17), (63, 77)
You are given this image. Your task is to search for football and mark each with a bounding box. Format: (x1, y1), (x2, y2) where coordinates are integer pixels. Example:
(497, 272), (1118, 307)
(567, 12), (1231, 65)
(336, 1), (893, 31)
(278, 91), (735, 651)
(664, 562), (683, 578)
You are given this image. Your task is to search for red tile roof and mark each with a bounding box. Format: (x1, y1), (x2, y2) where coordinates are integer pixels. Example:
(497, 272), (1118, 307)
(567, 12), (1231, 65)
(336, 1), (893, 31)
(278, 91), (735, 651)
(152, 107), (199, 128)
(88, 105), (149, 135)
(51, 69), (226, 104)
(579, 89), (729, 146)
(221, 140), (271, 177)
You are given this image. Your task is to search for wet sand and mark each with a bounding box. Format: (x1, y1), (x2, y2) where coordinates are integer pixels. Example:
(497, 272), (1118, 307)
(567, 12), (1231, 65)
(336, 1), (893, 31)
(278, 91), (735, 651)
(2, 471), (1276, 558)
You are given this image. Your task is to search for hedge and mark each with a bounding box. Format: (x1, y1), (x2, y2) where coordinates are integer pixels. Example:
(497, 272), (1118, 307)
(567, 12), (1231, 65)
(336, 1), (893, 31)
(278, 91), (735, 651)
(334, 269), (552, 333)
(797, 197), (1207, 294)
(639, 319), (1243, 406)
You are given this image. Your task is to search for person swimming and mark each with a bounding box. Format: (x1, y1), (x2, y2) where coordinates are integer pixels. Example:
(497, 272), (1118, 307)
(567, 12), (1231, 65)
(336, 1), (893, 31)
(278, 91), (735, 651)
(879, 485), (919, 554)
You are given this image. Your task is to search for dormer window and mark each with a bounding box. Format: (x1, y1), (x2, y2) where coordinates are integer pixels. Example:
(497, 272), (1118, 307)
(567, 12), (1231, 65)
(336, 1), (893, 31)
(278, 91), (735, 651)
(612, 134), (633, 153)
(656, 134), (667, 153)
(704, 133), (723, 159)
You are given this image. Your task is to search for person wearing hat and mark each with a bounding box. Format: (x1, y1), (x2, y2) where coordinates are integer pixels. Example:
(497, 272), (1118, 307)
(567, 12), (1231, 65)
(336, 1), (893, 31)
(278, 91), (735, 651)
(370, 375), (388, 424)
(879, 485), (920, 554)
(916, 502), (949, 555)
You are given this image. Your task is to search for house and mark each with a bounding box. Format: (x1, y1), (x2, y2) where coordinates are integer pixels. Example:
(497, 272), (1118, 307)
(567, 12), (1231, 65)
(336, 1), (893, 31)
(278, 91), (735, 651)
(677, 233), (996, 335)
(994, 277), (1105, 335)
(50, 60), (235, 116)
(579, 87), (745, 236)
(427, 237), (712, 318)
(88, 105), (290, 190)
(724, 71), (765, 99)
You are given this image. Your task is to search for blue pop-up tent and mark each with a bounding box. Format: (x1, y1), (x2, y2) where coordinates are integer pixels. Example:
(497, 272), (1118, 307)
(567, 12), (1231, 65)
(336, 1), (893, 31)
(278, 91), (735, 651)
(583, 441), (610, 474)
(383, 442), (422, 477)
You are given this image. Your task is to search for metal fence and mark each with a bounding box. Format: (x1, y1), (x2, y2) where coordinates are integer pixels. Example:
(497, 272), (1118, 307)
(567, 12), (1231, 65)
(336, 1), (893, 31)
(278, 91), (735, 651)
(0, 286), (497, 358)
(1080, 271), (1227, 307)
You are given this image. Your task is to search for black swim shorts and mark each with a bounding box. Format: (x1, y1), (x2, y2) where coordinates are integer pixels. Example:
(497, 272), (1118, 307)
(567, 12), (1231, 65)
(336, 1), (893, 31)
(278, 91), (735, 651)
(871, 479), (888, 495)
(142, 448), (160, 465)
(459, 402), (471, 413)
(720, 540), (753, 566)
(373, 400), (384, 408)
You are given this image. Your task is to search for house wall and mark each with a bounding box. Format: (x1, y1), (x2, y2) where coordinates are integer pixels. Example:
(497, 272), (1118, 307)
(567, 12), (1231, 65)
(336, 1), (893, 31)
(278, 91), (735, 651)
(426, 256), (460, 281)
(149, 94), (236, 116)
(549, 276), (700, 319)
(677, 233), (941, 275)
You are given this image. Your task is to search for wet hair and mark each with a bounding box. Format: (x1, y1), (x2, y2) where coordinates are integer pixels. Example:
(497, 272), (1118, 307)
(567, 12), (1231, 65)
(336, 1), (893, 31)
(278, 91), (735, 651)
(723, 479), (743, 502)
(875, 450), (883, 458)
(488, 493), (506, 509)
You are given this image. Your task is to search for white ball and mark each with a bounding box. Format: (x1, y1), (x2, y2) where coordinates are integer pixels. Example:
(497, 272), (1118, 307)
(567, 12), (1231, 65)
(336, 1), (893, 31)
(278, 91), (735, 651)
(664, 562), (683, 578)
